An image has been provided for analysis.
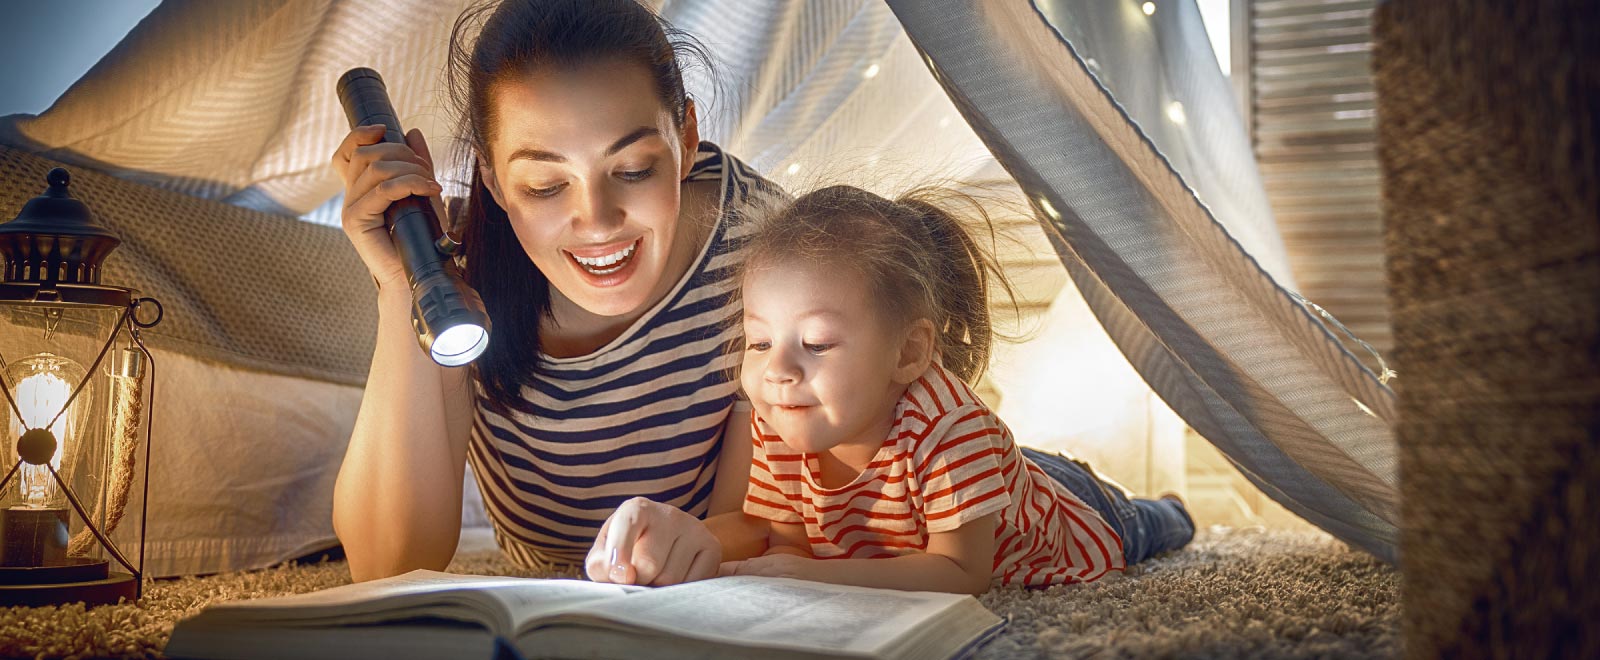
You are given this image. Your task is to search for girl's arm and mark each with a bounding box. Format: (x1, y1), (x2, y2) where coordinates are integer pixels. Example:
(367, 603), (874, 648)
(703, 406), (772, 562)
(721, 513), (999, 595)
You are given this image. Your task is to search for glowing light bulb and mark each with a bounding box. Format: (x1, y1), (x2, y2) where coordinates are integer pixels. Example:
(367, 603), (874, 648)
(1166, 101), (1187, 124)
(862, 63), (880, 79)
(1036, 195), (1062, 221)
(6, 354), (85, 508)
(1142, 2), (1156, 16)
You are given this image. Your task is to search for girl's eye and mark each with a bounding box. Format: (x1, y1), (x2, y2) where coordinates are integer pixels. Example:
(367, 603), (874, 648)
(804, 343), (833, 354)
(618, 167), (655, 182)
(525, 183), (566, 199)
(746, 341), (771, 352)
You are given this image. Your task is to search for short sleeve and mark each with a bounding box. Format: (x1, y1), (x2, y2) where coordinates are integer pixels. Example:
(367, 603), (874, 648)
(917, 406), (1013, 534)
(742, 420), (805, 524)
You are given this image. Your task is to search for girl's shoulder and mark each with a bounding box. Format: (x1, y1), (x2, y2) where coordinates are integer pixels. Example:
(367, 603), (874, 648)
(899, 363), (991, 422)
(891, 364), (1004, 461)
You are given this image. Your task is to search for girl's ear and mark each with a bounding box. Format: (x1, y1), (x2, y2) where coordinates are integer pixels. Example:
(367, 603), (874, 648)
(678, 99), (701, 179)
(478, 156), (506, 209)
(894, 318), (937, 384)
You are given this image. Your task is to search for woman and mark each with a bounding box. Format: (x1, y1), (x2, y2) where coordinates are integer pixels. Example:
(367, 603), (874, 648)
(328, 0), (783, 584)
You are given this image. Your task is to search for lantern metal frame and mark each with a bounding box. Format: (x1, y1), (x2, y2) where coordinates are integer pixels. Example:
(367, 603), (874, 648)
(0, 292), (160, 605)
(0, 167), (162, 606)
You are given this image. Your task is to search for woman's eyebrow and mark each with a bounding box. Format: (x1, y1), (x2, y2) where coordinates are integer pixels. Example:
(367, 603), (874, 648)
(506, 127), (661, 164)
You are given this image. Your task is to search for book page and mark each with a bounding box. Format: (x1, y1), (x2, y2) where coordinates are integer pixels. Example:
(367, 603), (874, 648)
(196, 570), (637, 635)
(541, 577), (969, 655)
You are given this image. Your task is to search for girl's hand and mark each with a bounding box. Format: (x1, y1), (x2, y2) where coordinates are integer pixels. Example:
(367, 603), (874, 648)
(330, 124), (449, 291)
(585, 497), (722, 586)
(717, 552), (815, 581)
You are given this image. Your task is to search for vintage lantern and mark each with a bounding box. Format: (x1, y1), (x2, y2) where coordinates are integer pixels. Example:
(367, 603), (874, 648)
(0, 167), (160, 606)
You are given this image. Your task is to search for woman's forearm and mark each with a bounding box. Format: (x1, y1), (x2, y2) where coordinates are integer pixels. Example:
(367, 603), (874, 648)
(333, 286), (472, 581)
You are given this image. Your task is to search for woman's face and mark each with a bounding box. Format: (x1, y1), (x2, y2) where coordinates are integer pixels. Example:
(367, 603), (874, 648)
(480, 58), (698, 318)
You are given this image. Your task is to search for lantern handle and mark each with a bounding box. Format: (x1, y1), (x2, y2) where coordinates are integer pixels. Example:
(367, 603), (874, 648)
(131, 297), (163, 329)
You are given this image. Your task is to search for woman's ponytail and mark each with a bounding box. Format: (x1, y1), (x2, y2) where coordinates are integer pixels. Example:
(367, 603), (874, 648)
(460, 165), (548, 416)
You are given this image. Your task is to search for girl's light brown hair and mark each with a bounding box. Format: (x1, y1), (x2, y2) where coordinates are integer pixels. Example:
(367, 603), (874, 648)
(740, 185), (1017, 384)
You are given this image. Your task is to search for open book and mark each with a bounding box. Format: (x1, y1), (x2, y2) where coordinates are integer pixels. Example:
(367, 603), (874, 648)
(165, 570), (1006, 660)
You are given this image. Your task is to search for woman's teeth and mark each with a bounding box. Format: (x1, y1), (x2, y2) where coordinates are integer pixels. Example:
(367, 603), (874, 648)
(572, 242), (637, 275)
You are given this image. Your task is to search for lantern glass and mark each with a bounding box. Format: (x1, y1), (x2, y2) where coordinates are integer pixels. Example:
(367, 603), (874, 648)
(0, 303), (126, 566)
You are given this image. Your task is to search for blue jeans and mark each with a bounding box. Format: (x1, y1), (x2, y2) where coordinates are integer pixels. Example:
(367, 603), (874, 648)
(1020, 447), (1194, 565)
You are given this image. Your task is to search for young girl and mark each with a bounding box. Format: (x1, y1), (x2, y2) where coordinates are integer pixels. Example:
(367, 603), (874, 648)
(714, 185), (1194, 593)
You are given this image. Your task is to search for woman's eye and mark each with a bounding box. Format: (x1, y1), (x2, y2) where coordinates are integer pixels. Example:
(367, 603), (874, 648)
(746, 341), (771, 352)
(524, 183), (566, 198)
(803, 343), (833, 354)
(618, 167), (656, 182)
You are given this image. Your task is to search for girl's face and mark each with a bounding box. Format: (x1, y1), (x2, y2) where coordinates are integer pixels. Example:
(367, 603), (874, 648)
(480, 58), (698, 318)
(741, 259), (929, 455)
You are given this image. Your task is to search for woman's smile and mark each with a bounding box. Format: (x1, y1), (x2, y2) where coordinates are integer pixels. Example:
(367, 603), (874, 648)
(565, 237), (643, 282)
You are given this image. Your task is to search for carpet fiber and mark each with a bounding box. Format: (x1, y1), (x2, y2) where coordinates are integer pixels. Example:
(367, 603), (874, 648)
(0, 527), (1397, 659)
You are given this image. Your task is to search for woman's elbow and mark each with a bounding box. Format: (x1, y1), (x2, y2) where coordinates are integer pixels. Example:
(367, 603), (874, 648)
(335, 515), (456, 582)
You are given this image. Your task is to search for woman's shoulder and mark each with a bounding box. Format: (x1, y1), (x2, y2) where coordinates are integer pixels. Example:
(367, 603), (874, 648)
(690, 141), (791, 225)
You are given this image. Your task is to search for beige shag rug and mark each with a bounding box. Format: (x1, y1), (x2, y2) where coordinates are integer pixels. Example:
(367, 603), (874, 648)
(0, 527), (1397, 659)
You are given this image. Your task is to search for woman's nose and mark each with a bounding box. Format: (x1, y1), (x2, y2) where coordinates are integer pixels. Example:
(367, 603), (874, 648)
(572, 181), (625, 237)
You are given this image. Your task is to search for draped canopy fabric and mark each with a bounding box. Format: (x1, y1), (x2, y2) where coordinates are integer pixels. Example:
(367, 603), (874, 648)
(884, 0), (1398, 561)
(0, 0), (1399, 566)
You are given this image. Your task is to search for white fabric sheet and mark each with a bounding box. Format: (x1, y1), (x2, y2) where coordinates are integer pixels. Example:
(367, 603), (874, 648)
(0, 0), (1397, 570)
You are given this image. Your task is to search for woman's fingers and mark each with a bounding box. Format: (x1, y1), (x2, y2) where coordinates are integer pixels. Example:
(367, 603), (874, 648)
(640, 531), (690, 586)
(330, 125), (448, 288)
(685, 548), (722, 583)
(343, 173), (442, 229)
(347, 158), (436, 215)
(330, 125), (388, 185)
(588, 498), (722, 586)
(346, 141), (432, 188)
(585, 516), (617, 583)
(600, 497), (652, 585)
(405, 128), (435, 170)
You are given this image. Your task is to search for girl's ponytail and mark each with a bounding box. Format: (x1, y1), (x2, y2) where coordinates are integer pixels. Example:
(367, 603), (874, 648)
(898, 195), (1006, 384)
(902, 193), (1011, 384)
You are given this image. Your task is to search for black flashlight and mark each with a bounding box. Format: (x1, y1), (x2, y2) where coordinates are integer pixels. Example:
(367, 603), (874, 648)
(337, 68), (490, 366)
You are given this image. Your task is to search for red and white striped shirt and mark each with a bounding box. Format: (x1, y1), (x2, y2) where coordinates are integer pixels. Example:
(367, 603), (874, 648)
(744, 364), (1126, 587)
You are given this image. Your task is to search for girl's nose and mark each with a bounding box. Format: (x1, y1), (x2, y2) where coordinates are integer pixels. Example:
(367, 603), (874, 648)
(764, 346), (802, 385)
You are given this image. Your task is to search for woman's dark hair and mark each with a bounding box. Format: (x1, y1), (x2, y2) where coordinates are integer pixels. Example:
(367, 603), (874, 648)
(445, 0), (711, 413)
(740, 185), (1017, 384)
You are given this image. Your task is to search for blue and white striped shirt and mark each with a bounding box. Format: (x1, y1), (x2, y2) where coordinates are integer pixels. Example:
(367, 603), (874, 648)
(468, 143), (783, 567)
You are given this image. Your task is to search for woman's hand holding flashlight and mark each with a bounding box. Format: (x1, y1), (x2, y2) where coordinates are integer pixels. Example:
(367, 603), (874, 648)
(330, 125), (450, 293)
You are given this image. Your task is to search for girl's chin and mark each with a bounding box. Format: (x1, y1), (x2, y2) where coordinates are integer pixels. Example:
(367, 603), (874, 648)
(775, 432), (839, 454)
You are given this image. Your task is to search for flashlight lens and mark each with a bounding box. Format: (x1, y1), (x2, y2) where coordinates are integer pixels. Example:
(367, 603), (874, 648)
(432, 324), (488, 366)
